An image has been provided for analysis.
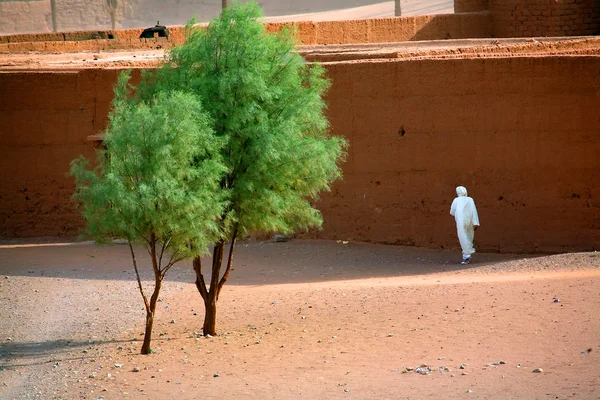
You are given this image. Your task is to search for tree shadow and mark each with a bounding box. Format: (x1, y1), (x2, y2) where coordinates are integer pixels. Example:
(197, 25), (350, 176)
(0, 238), (544, 286)
(0, 338), (135, 369)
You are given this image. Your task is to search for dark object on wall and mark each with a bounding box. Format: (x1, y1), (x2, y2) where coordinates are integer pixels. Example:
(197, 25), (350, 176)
(139, 22), (169, 39)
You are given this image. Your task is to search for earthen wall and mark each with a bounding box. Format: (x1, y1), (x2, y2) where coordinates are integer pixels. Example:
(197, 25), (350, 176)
(319, 56), (600, 253)
(454, 0), (488, 13)
(0, 13), (493, 52)
(1, 56), (599, 252)
(489, 0), (600, 37)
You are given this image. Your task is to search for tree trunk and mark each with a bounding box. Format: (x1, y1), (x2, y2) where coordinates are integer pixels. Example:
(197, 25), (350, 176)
(222, 0), (228, 10)
(199, 241), (224, 335)
(205, 241), (224, 334)
(140, 274), (161, 353)
(141, 310), (154, 354)
(137, 233), (162, 354)
(203, 296), (218, 335)
(194, 229), (237, 336)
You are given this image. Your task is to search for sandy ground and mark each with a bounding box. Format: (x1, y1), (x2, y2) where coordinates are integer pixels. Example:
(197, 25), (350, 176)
(0, 238), (599, 399)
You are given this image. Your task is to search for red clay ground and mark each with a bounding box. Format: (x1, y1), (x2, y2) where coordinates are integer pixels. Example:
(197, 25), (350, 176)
(0, 239), (599, 399)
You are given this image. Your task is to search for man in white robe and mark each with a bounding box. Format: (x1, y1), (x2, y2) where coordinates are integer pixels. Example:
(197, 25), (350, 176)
(450, 186), (480, 264)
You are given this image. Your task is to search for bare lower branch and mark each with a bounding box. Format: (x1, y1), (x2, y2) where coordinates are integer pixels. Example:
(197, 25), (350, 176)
(162, 255), (185, 279)
(217, 224), (238, 300)
(129, 240), (150, 312)
(193, 256), (209, 302)
(209, 241), (225, 295)
(158, 235), (173, 271)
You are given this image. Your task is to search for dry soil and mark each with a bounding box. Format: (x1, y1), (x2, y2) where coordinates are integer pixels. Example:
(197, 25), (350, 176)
(1, 239), (599, 399)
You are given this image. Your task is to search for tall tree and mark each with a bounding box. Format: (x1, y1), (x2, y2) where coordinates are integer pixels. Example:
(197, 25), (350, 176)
(139, 2), (347, 336)
(71, 72), (226, 353)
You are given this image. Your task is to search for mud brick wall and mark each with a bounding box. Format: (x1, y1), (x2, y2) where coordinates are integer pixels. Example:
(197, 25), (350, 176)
(0, 13), (493, 52)
(489, 0), (600, 37)
(2, 55), (600, 253)
(454, 0), (488, 13)
(0, 69), (123, 236)
(317, 56), (600, 253)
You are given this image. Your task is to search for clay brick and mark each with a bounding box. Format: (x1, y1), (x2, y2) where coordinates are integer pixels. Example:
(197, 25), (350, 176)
(2, 37), (600, 250)
(315, 21), (347, 45)
(367, 18), (415, 43)
(295, 21), (317, 45)
(342, 20), (369, 44)
(67, 108), (96, 145)
(39, 110), (70, 145)
(0, 72), (80, 110)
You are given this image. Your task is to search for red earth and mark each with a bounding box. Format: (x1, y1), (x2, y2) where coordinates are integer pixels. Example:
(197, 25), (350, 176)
(1, 238), (599, 399)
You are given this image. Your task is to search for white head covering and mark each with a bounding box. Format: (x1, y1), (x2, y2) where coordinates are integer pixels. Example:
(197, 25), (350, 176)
(456, 186), (468, 197)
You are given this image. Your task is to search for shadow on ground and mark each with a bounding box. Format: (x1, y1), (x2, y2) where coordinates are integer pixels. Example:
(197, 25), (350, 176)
(0, 338), (135, 369)
(0, 239), (538, 285)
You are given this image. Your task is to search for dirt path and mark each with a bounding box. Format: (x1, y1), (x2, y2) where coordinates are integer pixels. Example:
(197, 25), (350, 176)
(1, 239), (599, 399)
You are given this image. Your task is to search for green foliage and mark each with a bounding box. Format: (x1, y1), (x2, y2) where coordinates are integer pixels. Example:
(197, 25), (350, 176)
(139, 1), (347, 238)
(71, 71), (226, 258)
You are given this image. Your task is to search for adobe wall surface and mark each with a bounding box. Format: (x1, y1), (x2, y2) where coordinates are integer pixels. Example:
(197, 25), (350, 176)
(1, 55), (599, 253)
(318, 56), (600, 253)
(0, 69), (122, 236)
(0, 13), (492, 52)
(454, 0), (488, 13)
(488, 0), (600, 37)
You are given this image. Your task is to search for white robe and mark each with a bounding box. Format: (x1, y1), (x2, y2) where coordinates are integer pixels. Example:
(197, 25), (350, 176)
(450, 190), (480, 256)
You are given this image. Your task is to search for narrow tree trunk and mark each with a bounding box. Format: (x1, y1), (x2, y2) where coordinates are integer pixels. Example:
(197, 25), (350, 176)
(201, 241), (224, 335)
(394, 0), (402, 16)
(132, 233), (163, 354)
(222, 0), (228, 10)
(141, 310), (154, 354)
(141, 277), (161, 353)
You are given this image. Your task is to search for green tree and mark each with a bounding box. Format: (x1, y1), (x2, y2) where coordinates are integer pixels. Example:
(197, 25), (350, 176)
(139, 2), (347, 336)
(70, 72), (226, 354)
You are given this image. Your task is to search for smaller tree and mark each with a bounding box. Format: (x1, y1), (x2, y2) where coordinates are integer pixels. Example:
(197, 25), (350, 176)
(71, 72), (226, 354)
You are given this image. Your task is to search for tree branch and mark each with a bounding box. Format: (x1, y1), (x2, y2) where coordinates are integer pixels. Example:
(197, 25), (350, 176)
(158, 235), (172, 271)
(129, 240), (150, 312)
(217, 224), (238, 300)
(193, 256), (209, 302)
